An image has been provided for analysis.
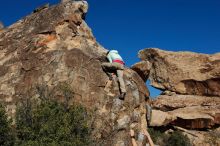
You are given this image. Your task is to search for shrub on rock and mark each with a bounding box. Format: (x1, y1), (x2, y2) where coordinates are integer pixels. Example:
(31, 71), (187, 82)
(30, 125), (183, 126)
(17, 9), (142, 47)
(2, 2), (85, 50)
(0, 104), (15, 146)
(15, 100), (91, 146)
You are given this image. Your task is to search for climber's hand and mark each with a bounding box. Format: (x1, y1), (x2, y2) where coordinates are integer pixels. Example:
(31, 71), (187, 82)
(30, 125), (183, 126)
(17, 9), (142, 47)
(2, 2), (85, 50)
(130, 129), (135, 137)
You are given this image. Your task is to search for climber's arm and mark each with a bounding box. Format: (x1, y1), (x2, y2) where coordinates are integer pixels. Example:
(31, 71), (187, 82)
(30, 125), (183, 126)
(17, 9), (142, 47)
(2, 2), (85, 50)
(143, 129), (155, 146)
(130, 129), (138, 146)
(107, 53), (112, 63)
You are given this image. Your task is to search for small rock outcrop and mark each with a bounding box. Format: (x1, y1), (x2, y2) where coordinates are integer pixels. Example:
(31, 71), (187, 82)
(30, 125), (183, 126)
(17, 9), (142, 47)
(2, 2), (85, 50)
(0, 1), (149, 145)
(150, 94), (220, 129)
(133, 48), (220, 97)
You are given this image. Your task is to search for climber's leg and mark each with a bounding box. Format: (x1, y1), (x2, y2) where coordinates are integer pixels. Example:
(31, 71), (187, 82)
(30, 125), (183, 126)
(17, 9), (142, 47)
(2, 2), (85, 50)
(117, 70), (126, 93)
(101, 62), (120, 71)
(101, 62), (112, 69)
(101, 62), (115, 80)
(102, 62), (126, 99)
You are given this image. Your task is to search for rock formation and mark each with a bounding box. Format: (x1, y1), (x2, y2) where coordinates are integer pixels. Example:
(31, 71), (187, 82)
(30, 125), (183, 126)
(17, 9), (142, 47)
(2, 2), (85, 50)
(0, 1), (149, 145)
(150, 94), (220, 129)
(1, 0), (219, 145)
(132, 48), (220, 97)
(132, 48), (220, 145)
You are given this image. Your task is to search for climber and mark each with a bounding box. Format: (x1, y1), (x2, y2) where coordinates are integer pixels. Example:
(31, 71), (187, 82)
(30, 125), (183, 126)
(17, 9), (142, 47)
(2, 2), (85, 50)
(102, 50), (126, 100)
(130, 129), (138, 146)
(130, 129), (155, 146)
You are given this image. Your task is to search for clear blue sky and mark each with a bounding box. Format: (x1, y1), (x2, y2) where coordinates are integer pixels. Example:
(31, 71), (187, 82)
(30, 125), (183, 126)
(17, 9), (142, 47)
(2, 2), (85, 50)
(1, 0), (220, 97)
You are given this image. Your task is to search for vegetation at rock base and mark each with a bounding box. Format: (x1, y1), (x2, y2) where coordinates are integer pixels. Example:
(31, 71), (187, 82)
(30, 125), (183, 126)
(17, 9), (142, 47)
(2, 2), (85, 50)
(148, 128), (191, 146)
(0, 99), (91, 146)
(168, 131), (191, 146)
(0, 104), (15, 146)
(147, 127), (164, 143)
(16, 99), (91, 146)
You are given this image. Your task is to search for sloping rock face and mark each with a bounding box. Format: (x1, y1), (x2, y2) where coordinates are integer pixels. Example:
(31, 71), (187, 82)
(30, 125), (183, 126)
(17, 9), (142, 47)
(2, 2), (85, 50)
(133, 48), (220, 96)
(0, 1), (149, 145)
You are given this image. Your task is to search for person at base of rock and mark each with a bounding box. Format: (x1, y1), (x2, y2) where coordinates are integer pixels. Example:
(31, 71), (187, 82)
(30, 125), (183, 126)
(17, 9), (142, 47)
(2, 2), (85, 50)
(130, 129), (155, 146)
(130, 129), (138, 146)
(101, 50), (126, 100)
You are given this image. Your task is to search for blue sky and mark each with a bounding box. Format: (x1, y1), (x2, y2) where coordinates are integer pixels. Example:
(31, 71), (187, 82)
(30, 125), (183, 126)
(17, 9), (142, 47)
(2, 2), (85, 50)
(1, 0), (220, 97)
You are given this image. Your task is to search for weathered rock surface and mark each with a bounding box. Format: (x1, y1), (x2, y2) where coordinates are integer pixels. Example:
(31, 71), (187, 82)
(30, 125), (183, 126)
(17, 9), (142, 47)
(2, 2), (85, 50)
(133, 48), (220, 96)
(131, 30), (220, 146)
(149, 94), (220, 145)
(181, 128), (220, 146)
(0, 1), (149, 145)
(131, 61), (151, 82)
(150, 95), (220, 129)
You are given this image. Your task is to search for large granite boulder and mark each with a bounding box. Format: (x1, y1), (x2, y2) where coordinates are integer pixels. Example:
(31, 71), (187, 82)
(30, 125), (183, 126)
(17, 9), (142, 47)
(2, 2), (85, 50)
(0, 1), (149, 145)
(149, 94), (220, 146)
(149, 94), (220, 129)
(132, 48), (220, 145)
(132, 48), (220, 96)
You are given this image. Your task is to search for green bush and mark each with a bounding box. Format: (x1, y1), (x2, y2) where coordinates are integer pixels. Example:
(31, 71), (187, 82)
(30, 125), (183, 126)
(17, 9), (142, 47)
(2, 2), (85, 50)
(148, 128), (191, 146)
(148, 127), (165, 143)
(0, 104), (15, 146)
(15, 100), (91, 146)
(167, 131), (191, 146)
